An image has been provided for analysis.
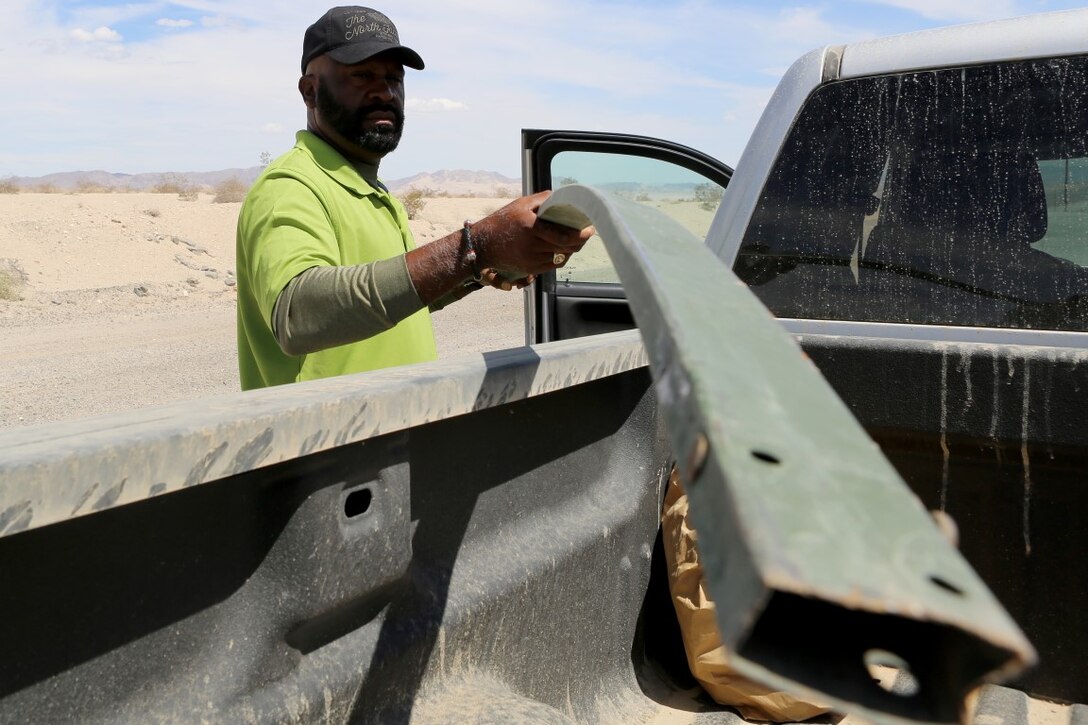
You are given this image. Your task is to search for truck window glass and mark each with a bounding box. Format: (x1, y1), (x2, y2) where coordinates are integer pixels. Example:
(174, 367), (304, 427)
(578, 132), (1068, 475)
(1034, 157), (1088, 266)
(553, 151), (724, 284)
(736, 56), (1088, 331)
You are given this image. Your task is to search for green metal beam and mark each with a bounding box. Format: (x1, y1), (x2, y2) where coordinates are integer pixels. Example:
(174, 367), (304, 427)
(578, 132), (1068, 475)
(540, 186), (1036, 725)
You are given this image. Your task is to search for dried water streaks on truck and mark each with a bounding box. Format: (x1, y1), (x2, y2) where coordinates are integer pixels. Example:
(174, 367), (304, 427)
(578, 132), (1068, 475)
(92, 478), (126, 511)
(333, 405), (369, 447)
(990, 353), (1002, 456)
(68, 480), (99, 516)
(925, 340), (1083, 558)
(1020, 364), (1033, 557)
(932, 342), (1088, 560)
(299, 429), (329, 457)
(939, 350), (950, 511)
(1040, 351), (1057, 463)
(0, 500), (32, 536)
(185, 442), (228, 487)
(956, 353), (974, 416)
(228, 427), (275, 474)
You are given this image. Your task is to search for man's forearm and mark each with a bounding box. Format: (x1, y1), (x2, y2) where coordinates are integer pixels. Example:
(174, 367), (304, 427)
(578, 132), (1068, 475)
(404, 229), (477, 305)
(271, 257), (425, 355)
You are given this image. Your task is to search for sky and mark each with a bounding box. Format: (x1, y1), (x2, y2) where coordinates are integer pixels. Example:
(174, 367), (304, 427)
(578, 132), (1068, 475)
(2, 0), (1086, 181)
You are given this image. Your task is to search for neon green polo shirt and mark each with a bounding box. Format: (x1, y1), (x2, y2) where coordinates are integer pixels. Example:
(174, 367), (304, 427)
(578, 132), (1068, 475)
(236, 131), (437, 390)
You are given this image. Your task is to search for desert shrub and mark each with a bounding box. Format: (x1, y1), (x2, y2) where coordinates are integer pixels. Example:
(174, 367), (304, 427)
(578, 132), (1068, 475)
(213, 177), (248, 203)
(0, 271), (19, 300)
(153, 173), (198, 199)
(693, 183), (724, 211)
(0, 179), (19, 194)
(143, 208), (162, 218)
(401, 188), (427, 219)
(32, 183), (58, 193)
(152, 174), (184, 194)
(0, 263), (26, 301)
(76, 180), (112, 193)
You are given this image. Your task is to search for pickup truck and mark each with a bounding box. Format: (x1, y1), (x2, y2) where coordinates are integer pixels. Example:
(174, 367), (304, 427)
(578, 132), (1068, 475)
(2, 8), (1086, 725)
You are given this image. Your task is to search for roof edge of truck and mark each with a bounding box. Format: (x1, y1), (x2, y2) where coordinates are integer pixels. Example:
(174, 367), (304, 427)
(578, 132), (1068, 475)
(839, 8), (1088, 80)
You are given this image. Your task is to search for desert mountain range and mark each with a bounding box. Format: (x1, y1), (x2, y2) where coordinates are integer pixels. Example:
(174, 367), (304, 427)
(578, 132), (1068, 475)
(4, 168), (521, 197)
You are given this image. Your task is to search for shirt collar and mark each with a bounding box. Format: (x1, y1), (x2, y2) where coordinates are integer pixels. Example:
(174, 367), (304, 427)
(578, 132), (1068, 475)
(294, 130), (385, 197)
(352, 159), (388, 192)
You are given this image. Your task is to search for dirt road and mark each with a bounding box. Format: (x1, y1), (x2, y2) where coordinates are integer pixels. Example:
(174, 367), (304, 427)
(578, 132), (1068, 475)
(0, 289), (524, 429)
(0, 193), (525, 430)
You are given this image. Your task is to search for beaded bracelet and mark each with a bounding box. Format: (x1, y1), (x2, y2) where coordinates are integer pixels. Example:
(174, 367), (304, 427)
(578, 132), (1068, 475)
(461, 220), (482, 282)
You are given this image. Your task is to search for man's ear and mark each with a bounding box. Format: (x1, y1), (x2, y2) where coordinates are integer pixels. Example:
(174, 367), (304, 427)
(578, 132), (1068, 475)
(299, 75), (318, 109)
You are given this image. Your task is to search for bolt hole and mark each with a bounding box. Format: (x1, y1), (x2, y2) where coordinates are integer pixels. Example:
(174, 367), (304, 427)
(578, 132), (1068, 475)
(687, 434), (710, 482)
(864, 649), (921, 698)
(344, 488), (373, 519)
(928, 574), (965, 596)
(752, 450), (781, 465)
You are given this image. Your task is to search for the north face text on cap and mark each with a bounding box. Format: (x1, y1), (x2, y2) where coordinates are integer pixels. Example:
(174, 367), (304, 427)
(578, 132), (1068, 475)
(343, 10), (398, 43)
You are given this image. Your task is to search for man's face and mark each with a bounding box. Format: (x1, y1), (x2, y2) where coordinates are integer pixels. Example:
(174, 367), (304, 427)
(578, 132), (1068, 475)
(309, 53), (406, 160)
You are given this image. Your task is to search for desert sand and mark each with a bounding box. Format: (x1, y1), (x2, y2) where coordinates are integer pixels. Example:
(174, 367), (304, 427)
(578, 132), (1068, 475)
(0, 192), (523, 430)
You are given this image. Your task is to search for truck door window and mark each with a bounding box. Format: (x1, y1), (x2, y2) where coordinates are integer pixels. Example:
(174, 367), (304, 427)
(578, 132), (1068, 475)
(552, 151), (725, 283)
(1034, 157), (1088, 266)
(736, 56), (1088, 332)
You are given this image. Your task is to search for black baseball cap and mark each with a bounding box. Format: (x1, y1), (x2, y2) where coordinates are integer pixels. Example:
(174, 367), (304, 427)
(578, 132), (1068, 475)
(301, 6), (424, 74)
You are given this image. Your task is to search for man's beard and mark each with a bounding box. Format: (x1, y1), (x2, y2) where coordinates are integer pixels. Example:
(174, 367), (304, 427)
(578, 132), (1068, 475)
(316, 79), (404, 155)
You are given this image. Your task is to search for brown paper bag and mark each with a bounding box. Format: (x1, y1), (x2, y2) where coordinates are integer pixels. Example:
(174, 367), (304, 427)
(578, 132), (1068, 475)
(661, 467), (830, 722)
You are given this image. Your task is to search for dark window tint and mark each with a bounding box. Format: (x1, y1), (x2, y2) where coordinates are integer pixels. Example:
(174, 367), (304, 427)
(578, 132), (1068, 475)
(735, 56), (1088, 331)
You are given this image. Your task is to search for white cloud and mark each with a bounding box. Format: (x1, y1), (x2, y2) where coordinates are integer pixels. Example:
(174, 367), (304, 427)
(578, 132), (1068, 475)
(156, 19), (194, 29)
(71, 26), (122, 43)
(406, 98), (469, 112)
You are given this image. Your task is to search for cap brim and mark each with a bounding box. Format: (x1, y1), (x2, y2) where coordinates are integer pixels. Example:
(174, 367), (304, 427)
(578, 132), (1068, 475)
(327, 43), (425, 71)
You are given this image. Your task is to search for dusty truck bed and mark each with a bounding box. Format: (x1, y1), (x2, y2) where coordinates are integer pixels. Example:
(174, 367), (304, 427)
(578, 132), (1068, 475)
(0, 330), (1081, 724)
(0, 332), (685, 723)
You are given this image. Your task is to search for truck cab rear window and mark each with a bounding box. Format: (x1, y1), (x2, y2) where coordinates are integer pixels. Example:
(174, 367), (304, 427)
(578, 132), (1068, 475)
(736, 55), (1088, 331)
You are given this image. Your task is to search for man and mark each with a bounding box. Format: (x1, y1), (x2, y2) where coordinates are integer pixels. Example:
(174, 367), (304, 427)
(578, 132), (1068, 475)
(237, 6), (591, 390)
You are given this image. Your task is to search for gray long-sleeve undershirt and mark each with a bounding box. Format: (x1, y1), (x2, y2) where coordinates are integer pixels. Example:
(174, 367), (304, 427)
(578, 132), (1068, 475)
(271, 257), (425, 356)
(270, 253), (470, 356)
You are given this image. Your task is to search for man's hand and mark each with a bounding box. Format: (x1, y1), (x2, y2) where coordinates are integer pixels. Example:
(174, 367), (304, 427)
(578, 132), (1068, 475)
(405, 190), (592, 306)
(478, 269), (535, 292)
(472, 191), (594, 278)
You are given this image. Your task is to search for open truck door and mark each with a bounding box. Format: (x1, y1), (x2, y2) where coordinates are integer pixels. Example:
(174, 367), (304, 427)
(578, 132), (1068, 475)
(521, 130), (733, 344)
